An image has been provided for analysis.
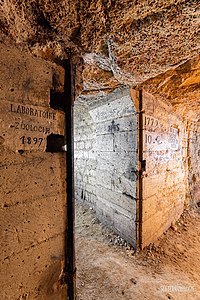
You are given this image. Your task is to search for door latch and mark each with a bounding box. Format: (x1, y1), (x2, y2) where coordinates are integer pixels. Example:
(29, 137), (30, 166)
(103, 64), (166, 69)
(141, 160), (146, 172)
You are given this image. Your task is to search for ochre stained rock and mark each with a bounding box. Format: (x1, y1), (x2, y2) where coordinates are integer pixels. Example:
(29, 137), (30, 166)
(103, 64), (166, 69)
(0, 0), (199, 118)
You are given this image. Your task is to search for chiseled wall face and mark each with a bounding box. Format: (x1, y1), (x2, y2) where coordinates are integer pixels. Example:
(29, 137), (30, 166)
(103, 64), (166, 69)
(74, 89), (138, 247)
(0, 41), (67, 299)
(187, 122), (200, 205)
(141, 91), (188, 247)
(74, 103), (97, 208)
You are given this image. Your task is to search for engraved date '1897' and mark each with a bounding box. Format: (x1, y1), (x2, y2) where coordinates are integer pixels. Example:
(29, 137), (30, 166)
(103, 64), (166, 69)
(20, 136), (44, 147)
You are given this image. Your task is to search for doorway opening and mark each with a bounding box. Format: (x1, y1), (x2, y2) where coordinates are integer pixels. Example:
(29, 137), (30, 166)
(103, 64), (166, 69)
(74, 87), (138, 248)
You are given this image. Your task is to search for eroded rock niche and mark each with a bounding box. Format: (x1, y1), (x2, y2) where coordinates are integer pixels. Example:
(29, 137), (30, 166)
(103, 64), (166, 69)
(74, 88), (138, 246)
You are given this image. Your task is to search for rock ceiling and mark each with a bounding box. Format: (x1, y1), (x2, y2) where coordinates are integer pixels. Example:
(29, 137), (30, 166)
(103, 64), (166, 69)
(0, 0), (199, 119)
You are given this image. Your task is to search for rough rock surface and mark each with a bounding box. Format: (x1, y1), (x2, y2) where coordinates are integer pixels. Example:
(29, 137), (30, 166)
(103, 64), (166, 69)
(0, 0), (199, 117)
(76, 201), (200, 300)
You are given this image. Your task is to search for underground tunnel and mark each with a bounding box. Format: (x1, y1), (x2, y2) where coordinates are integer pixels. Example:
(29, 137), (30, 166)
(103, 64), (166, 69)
(0, 0), (199, 299)
(74, 88), (138, 247)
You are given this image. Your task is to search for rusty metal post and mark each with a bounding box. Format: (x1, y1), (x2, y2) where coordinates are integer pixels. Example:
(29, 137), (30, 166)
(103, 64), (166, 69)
(63, 59), (76, 300)
(138, 88), (144, 250)
(131, 88), (144, 251)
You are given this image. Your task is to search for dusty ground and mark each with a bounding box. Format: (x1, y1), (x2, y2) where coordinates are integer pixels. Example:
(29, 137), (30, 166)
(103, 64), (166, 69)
(75, 201), (200, 300)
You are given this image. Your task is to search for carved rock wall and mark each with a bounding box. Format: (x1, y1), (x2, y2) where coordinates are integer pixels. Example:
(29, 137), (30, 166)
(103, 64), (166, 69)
(139, 90), (188, 247)
(0, 0), (199, 280)
(1, 1), (199, 85)
(0, 41), (66, 299)
(187, 121), (200, 205)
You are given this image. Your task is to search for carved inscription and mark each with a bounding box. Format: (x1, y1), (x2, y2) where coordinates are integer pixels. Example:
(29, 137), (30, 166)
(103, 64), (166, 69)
(143, 115), (165, 151)
(10, 104), (56, 120)
(108, 120), (120, 133)
(20, 136), (44, 147)
(10, 122), (50, 135)
(0, 100), (65, 151)
(168, 127), (179, 150)
(144, 115), (159, 131)
(143, 113), (180, 166)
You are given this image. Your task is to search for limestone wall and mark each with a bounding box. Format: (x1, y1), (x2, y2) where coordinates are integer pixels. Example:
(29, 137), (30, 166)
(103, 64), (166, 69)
(74, 104), (97, 208)
(74, 89), (138, 246)
(187, 121), (200, 205)
(141, 91), (187, 247)
(0, 42), (66, 299)
(75, 88), (198, 249)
